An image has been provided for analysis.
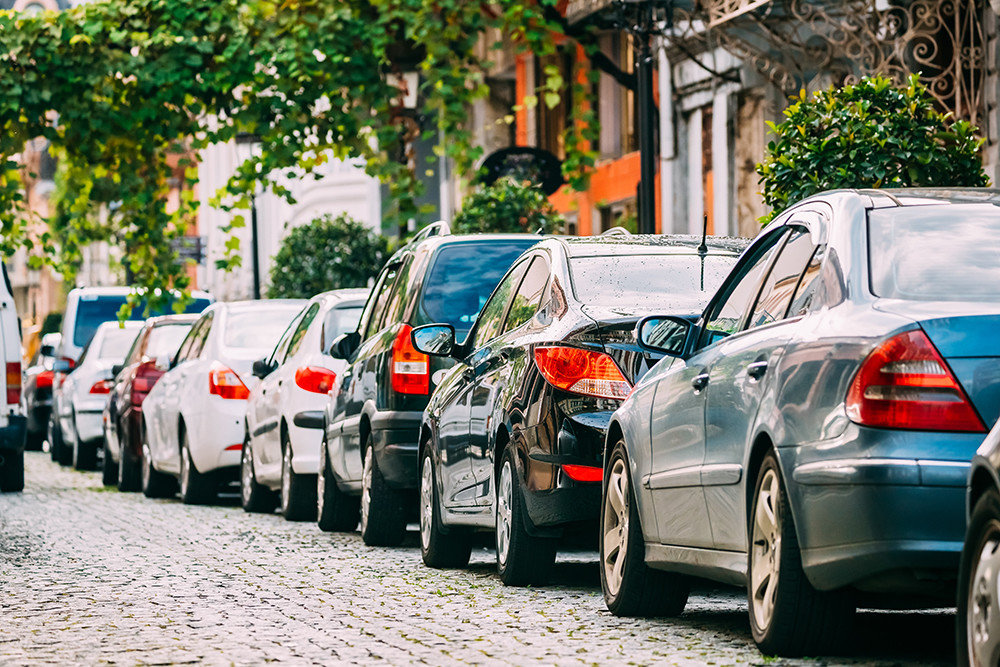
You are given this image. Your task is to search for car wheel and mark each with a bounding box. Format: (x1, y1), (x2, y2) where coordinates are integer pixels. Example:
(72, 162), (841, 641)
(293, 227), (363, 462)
(280, 432), (317, 522)
(73, 433), (97, 471)
(25, 429), (44, 452)
(317, 437), (359, 532)
(0, 450), (24, 493)
(748, 451), (854, 657)
(56, 423), (73, 466)
(495, 447), (556, 586)
(101, 437), (118, 487)
(117, 428), (142, 493)
(48, 419), (62, 462)
(601, 439), (689, 616)
(240, 433), (276, 513)
(141, 441), (175, 499)
(359, 438), (406, 547)
(420, 447), (471, 568)
(179, 430), (215, 505)
(958, 488), (1000, 667)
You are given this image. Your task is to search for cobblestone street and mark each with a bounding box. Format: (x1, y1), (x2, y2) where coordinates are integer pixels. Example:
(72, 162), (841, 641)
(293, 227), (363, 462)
(0, 453), (956, 665)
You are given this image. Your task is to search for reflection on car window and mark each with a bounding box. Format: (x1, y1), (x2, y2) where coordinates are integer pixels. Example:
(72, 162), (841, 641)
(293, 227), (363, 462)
(323, 306), (363, 352)
(144, 324), (192, 361)
(223, 307), (301, 351)
(471, 259), (530, 350)
(788, 246), (825, 317)
(72, 296), (211, 349)
(570, 254), (737, 308)
(98, 328), (141, 360)
(286, 303), (320, 361)
(364, 263), (401, 339)
(869, 204), (1000, 301)
(748, 227), (817, 329)
(503, 257), (549, 334)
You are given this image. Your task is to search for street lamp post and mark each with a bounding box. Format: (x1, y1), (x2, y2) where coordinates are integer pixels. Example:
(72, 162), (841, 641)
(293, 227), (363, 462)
(234, 133), (262, 300)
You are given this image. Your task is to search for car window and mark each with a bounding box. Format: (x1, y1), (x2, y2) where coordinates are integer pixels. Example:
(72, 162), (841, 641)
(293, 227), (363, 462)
(381, 256), (413, 327)
(503, 256), (549, 334)
(175, 316), (207, 363)
(270, 310), (304, 365)
(747, 227), (817, 330)
(787, 245), (825, 318)
(285, 302), (320, 361)
(98, 327), (141, 360)
(701, 228), (789, 347)
(570, 254), (737, 308)
(189, 312), (215, 359)
(362, 262), (401, 340)
(72, 295), (212, 349)
(144, 323), (193, 361)
(470, 258), (531, 350)
(123, 329), (147, 366)
(322, 306), (364, 352)
(223, 307), (301, 350)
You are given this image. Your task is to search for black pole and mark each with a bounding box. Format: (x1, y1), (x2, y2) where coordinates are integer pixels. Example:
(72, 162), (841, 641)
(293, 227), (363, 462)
(250, 193), (261, 299)
(636, 4), (657, 235)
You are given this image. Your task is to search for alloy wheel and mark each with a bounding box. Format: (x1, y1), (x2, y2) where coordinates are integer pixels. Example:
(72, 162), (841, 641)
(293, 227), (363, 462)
(241, 445), (254, 506)
(750, 468), (782, 632)
(141, 443), (152, 490)
(281, 445), (293, 514)
(969, 527), (1000, 666)
(360, 449), (373, 534)
(179, 442), (190, 498)
(420, 458), (433, 552)
(602, 457), (629, 597)
(496, 461), (513, 566)
(317, 450), (327, 518)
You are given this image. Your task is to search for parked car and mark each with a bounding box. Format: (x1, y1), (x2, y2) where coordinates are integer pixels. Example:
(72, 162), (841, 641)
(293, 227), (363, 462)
(54, 321), (142, 470)
(601, 189), (1000, 657)
(412, 235), (745, 584)
(0, 260), (26, 493)
(22, 332), (60, 451)
(142, 300), (304, 504)
(103, 314), (199, 489)
(48, 287), (212, 462)
(321, 231), (540, 545)
(242, 288), (367, 520)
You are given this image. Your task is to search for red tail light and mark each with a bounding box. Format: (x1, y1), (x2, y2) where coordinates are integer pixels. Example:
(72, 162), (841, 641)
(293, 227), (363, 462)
(295, 366), (337, 394)
(6, 361), (20, 405)
(131, 361), (164, 407)
(208, 362), (250, 400)
(562, 464), (604, 482)
(36, 369), (54, 389)
(391, 324), (429, 395)
(89, 379), (113, 395)
(533, 346), (631, 400)
(846, 328), (986, 433)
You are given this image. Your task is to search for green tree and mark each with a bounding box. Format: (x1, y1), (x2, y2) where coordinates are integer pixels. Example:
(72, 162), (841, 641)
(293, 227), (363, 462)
(452, 177), (564, 234)
(757, 74), (989, 223)
(266, 213), (389, 299)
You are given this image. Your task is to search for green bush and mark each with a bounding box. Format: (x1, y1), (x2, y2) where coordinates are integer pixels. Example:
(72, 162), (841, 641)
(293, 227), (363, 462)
(757, 74), (989, 222)
(452, 176), (564, 234)
(266, 213), (389, 299)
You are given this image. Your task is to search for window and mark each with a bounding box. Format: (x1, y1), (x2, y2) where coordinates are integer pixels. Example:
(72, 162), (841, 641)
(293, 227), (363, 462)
(787, 246), (825, 318)
(175, 316), (208, 363)
(747, 227), (817, 329)
(144, 323), (193, 361)
(503, 257), (549, 334)
(362, 262), (401, 340)
(98, 328), (141, 359)
(188, 313), (214, 359)
(570, 254), (737, 308)
(701, 229), (788, 346)
(381, 257), (413, 326)
(123, 331), (147, 366)
(286, 303), (320, 361)
(223, 306), (302, 351)
(71, 295), (212, 349)
(269, 316), (300, 366)
(469, 259), (530, 350)
(322, 306), (364, 353)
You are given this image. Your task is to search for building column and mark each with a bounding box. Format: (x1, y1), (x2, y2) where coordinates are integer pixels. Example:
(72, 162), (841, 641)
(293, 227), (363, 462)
(686, 107), (704, 235)
(658, 39), (675, 234)
(711, 88), (732, 236)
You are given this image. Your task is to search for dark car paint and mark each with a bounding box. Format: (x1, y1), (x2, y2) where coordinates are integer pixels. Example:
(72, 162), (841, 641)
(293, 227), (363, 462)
(23, 350), (56, 439)
(420, 236), (747, 535)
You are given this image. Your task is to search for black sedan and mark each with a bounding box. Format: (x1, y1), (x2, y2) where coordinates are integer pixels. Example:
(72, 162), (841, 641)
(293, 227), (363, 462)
(411, 234), (746, 585)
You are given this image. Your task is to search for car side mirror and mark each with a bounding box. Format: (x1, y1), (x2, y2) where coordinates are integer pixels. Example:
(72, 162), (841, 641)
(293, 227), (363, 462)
(154, 354), (172, 371)
(111, 364), (124, 378)
(328, 331), (361, 360)
(411, 324), (456, 357)
(251, 358), (273, 379)
(52, 358), (73, 374)
(40, 344), (55, 357)
(636, 316), (694, 358)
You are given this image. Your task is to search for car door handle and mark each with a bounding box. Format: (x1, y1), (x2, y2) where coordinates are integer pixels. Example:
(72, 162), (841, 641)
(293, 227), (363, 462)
(747, 361), (768, 381)
(691, 373), (710, 391)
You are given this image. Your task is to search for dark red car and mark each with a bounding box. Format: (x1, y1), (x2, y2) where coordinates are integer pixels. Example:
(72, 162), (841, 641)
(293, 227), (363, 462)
(102, 314), (197, 489)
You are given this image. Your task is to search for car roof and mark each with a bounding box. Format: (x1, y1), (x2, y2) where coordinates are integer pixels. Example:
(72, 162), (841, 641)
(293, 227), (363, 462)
(94, 320), (144, 333)
(552, 234), (750, 258)
(215, 299), (307, 313)
(69, 286), (213, 299)
(387, 232), (542, 263)
(145, 313), (200, 326)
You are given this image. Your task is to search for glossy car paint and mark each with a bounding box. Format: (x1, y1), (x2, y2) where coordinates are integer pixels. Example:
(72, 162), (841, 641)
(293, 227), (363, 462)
(23, 332), (60, 444)
(610, 189), (1000, 600)
(420, 236), (745, 534)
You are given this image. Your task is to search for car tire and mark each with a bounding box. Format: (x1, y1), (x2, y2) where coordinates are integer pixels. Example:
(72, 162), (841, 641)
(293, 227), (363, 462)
(73, 432), (97, 471)
(958, 487), (1000, 667)
(179, 430), (215, 505)
(280, 433), (317, 522)
(317, 439), (360, 532)
(141, 441), (175, 499)
(241, 435), (276, 513)
(748, 451), (854, 657)
(601, 439), (689, 616)
(0, 450), (24, 493)
(495, 447), (556, 586)
(48, 419), (63, 462)
(419, 446), (472, 568)
(101, 437), (118, 487)
(359, 438), (406, 547)
(118, 436), (142, 493)
(25, 429), (44, 452)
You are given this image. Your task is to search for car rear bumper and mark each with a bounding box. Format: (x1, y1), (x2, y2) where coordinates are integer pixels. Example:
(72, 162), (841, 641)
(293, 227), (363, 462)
(27, 403), (52, 434)
(0, 415), (26, 452)
(189, 399), (247, 473)
(371, 410), (423, 489)
(74, 409), (104, 444)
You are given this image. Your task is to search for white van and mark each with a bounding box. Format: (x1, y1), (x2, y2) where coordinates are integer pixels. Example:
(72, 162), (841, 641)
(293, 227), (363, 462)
(0, 262), (26, 493)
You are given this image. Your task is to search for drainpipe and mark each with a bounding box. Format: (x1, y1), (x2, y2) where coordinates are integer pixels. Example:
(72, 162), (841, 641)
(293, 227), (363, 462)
(658, 37), (675, 234)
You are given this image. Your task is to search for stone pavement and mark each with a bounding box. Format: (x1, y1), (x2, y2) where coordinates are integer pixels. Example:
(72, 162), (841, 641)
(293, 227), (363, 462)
(0, 452), (954, 665)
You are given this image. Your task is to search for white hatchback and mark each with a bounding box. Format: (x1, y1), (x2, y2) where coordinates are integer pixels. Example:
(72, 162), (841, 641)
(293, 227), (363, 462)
(141, 300), (304, 504)
(242, 289), (367, 520)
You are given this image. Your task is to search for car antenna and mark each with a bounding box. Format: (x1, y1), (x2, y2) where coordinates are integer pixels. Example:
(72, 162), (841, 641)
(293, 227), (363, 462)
(698, 214), (709, 290)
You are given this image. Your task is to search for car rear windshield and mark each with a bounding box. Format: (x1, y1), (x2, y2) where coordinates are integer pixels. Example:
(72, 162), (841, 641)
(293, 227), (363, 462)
(73, 296), (211, 348)
(419, 240), (536, 336)
(869, 205), (1000, 302)
(146, 323), (193, 359)
(98, 328), (141, 360)
(322, 306), (363, 352)
(224, 306), (302, 350)
(569, 254), (738, 308)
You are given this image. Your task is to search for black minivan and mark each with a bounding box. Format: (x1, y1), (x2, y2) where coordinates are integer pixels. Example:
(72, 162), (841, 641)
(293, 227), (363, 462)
(318, 227), (539, 545)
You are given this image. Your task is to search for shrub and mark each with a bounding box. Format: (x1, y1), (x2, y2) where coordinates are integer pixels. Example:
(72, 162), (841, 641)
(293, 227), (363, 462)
(266, 213), (389, 299)
(452, 176), (564, 234)
(757, 74), (989, 222)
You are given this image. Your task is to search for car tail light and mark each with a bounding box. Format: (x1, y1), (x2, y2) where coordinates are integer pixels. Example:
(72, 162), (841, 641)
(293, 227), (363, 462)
(846, 328), (986, 433)
(89, 379), (113, 394)
(533, 346), (631, 400)
(562, 464), (603, 482)
(391, 324), (429, 395)
(295, 366), (337, 394)
(6, 362), (20, 404)
(36, 369), (54, 390)
(131, 362), (163, 407)
(208, 362), (250, 400)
